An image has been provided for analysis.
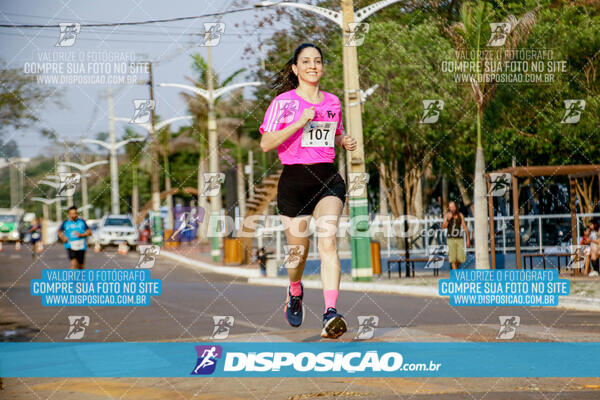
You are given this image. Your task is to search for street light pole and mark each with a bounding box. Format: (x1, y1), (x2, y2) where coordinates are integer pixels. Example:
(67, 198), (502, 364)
(31, 197), (60, 245)
(58, 160), (109, 220)
(247, 150), (255, 198)
(81, 137), (144, 216)
(8, 158), (29, 209)
(341, 84), (378, 217)
(147, 61), (164, 245)
(38, 180), (63, 221)
(341, 0), (371, 281)
(113, 115), (193, 229)
(56, 163), (73, 208)
(158, 81), (261, 261)
(107, 88), (120, 214)
(206, 46), (222, 260)
(255, 0), (400, 281)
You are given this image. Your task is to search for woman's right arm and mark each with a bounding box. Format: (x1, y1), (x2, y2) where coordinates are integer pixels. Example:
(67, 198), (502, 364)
(260, 106), (314, 152)
(260, 120), (304, 152)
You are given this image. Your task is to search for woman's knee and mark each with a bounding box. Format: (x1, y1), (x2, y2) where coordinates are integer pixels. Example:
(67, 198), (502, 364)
(318, 237), (338, 255)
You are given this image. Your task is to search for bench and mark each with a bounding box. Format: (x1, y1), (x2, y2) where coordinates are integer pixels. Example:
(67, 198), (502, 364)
(521, 252), (574, 273)
(387, 257), (446, 278)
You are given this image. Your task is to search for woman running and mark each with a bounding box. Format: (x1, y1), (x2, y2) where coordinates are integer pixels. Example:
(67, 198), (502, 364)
(259, 43), (357, 339)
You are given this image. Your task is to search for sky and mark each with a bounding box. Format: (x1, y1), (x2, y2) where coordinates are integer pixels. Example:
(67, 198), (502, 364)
(0, 0), (279, 158)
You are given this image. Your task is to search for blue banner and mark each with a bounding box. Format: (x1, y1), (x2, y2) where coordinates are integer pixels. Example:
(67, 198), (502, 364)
(30, 269), (162, 306)
(1, 342), (598, 377)
(439, 270), (569, 306)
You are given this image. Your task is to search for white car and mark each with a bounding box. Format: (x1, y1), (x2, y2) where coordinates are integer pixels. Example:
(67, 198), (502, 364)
(96, 215), (138, 248)
(0, 209), (24, 242)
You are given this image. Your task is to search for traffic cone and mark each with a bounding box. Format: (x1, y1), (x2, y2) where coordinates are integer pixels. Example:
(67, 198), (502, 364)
(0, 242), (3, 252)
(15, 241), (21, 251)
(94, 242), (101, 253)
(117, 243), (129, 255)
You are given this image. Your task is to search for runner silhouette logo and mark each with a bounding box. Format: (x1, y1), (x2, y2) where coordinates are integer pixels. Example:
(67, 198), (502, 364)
(497, 316), (520, 340)
(355, 315), (379, 340)
(486, 22), (511, 47)
(191, 345), (223, 375)
(56, 23), (80, 47)
(130, 100), (155, 124)
(488, 173), (511, 197)
(347, 172), (369, 198)
(419, 100), (444, 124)
(136, 245), (160, 269)
(276, 100), (299, 124)
(282, 244), (305, 269)
(561, 100), (585, 124)
(57, 173), (80, 197)
(202, 22), (225, 47)
(211, 316), (234, 339)
(65, 316), (90, 340)
(202, 173), (225, 197)
(344, 23), (369, 47)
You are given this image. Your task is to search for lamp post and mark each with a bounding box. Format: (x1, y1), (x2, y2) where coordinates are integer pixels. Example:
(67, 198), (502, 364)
(255, 0), (400, 280)
(158, 80), (262, 261)
(7, 157), (30, 209)
(58, 160), (108, 220)
(37, 180), (63, 221)
(340, 84), (379, 216)
(113, 115), (193, 232)
(81, 137), (144, 215)
(31, 197), (61, 245)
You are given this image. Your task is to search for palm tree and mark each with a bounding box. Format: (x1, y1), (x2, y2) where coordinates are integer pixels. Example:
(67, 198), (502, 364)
(449, 2), (539, 269)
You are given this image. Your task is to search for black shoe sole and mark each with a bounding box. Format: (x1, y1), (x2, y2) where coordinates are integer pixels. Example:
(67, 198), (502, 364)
(321, 316), (347, 339)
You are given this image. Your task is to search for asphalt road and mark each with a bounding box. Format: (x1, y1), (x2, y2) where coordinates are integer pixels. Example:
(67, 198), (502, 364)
(1, 243), (600, 399)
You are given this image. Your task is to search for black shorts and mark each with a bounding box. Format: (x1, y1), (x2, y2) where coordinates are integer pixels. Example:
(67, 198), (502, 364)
(67, 249), (86, 265)
(277, 163), (346, 217)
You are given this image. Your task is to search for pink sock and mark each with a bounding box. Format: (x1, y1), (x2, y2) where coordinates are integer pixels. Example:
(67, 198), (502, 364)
(289, 280), (302, 296)
(323, 290), (338, 312)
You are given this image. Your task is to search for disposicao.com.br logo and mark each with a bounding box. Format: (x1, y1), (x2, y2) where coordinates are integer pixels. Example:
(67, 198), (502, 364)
(191, 346), (441, 376)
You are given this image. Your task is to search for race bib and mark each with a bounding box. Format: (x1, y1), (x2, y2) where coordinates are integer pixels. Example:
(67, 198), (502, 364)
(301, 121), (337, 147)
(32, 232), (41, 239)
(70, 239), (84, 250)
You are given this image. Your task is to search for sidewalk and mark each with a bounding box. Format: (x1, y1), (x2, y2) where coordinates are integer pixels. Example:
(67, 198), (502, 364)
(162, 244), (261, 278)
(161, 248), (600, 312)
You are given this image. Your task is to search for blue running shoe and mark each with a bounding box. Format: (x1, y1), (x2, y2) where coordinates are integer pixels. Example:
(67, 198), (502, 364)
(321, 307), (347, 339)
(284, 284), (304, 327)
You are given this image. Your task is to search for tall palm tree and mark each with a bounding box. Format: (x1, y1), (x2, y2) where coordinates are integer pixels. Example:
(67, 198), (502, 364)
(449, 2), (539, 269)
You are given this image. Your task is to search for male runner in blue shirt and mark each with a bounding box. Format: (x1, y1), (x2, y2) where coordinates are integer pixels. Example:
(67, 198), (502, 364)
(58, 206), (92, 269)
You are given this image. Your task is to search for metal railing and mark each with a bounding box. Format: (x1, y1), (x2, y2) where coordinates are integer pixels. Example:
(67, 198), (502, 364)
(255, 213), (600, 261)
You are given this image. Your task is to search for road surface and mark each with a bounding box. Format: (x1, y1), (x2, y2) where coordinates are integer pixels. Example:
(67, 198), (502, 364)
(1, 243), (599, 399)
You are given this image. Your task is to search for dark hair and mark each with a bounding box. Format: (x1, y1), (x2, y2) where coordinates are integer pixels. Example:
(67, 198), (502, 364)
(67, 206), (78, 212)
(271, 43), (323, 95)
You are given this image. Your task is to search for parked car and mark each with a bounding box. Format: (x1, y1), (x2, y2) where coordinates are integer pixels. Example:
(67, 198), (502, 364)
(95, 214), (138, 248)
(0, 208), (24, 242)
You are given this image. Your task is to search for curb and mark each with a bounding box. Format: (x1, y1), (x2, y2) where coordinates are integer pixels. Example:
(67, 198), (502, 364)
(556, 296), (600, 312)
(163, 251), (600, 312)
(161, 250), (260, 278)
